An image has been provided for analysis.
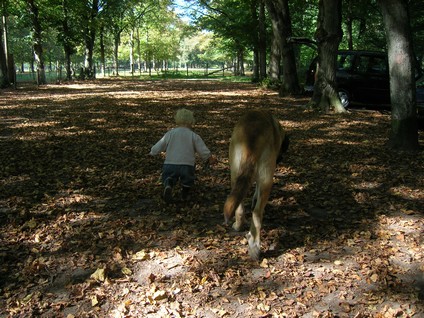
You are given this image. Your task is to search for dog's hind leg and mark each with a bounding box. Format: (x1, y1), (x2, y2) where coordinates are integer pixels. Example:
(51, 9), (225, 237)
(233, 204), (246, 231)
(251, 183), (258, 210)
(247, 181), (272, 260)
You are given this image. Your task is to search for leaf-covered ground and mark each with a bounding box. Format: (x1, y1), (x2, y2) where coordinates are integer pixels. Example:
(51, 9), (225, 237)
(0, 79), (423, 318)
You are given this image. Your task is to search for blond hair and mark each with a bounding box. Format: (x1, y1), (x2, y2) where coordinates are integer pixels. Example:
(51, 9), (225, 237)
(174, 108), (195, 126)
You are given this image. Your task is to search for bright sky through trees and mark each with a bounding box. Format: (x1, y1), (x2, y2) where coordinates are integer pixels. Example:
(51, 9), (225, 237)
(173, 0), (193, 23)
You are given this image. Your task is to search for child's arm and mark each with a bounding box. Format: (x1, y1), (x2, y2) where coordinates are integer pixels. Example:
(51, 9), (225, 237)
(193, 134), (211, 161)
(150, 135), (167, 156)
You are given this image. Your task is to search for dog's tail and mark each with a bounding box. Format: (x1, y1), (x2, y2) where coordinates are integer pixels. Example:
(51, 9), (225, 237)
(223, 158), (255, 224)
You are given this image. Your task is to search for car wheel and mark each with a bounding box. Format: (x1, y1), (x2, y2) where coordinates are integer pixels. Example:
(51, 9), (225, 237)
(338, 90), (350, 109)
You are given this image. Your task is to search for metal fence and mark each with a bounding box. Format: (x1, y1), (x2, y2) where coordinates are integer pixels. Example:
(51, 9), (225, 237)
(14, 65), (235, 84)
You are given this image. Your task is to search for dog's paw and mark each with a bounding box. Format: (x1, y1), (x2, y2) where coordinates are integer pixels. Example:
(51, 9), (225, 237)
(246, 232), (261, 260)
(232, 222), (242, 231)
(248, 245), (261, 260)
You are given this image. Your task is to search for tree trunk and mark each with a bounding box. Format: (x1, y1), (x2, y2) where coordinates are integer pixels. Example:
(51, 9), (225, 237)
(377, 0), (419, 151)
(345, 0), (353, 50)
(0, 13), (10, 88)
(61, 0), (73, 81)
(258, 0), (266, 80)
(27, 0), (46, 85)
(310, 0), (344, 112)
(250, 0), (260, 81)
(240, 50), (245, 76)
(252, 47), (259, 81)
(84, 0), (99, 79)
(268, 18), (281, 82)
(100, 26), (105, 76)
(265, 0), (301, 96)
(113, 31), (121, 76)
(136, 28), (142, 74)
(130, 29), (134, 75)
(64, 44), (72, 81)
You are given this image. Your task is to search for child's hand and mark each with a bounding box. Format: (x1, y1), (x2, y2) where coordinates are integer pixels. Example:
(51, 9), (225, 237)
(208, 155), (218, 165)
(203, 155), (217, 171)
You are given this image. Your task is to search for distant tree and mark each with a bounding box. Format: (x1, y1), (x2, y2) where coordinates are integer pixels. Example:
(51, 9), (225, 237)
(26, 0), (46, 84)
(310, 0), (345, 112)
(250, 0), (259, 80)
(196, 0), (258, 76)
(341, 0), (383, 50)
(250, 0), (266, 81)
(409, 0), (424, 71)
(58, 0), (83, 80)
(257, 0), (266, 80)
(377, 0), (419, 151)
(82, 0), (99, 79)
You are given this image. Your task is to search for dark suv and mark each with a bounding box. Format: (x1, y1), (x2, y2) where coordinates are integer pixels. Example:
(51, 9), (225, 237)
(305, 50), (390, 108)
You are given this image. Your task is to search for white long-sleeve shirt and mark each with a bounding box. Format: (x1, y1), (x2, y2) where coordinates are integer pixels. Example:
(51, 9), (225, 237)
(150, 127), (211, 166)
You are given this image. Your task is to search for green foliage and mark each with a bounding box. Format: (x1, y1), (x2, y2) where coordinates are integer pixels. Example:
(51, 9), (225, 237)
(257, 76), (280, 89)
(194, 0), (258, 63)
(2, 0), (423, 80)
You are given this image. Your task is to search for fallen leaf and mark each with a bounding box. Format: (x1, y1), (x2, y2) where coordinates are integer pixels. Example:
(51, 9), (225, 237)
(90, 268), (106, 282)
(121, 267), (132, 275)
(91, 295), (98, 306)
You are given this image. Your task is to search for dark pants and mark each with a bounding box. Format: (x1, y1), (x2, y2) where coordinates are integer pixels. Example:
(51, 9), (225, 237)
(162, 164), (195, 188)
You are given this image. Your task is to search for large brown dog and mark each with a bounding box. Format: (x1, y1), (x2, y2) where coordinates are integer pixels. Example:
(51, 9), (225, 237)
(224, 110), (289, 260)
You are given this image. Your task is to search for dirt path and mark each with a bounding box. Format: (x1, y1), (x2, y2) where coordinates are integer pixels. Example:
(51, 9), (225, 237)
(0, 79), (423, 317)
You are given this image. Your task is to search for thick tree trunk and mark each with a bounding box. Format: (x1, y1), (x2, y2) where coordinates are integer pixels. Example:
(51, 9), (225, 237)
(377, 0), (419, 151)
(268, 16), (281, 81)
(84, 39), (94, 79)
(311, 0), (344, 112)
(113, 32), (121, 76)
(64, 45), (72, 81)
(265, 0), (301, 96)
(0, 16), (10, 88)
(84, 0), (99, 79)
(27, 0), (46, 85)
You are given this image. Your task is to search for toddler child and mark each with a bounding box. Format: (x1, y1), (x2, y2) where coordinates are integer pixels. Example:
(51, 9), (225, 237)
(150, 108), (215, 202)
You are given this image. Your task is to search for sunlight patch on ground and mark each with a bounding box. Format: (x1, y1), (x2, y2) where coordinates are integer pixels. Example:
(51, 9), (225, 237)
(389, 186), (424, 201)
(1, 174), (31, 187)
(281, 182), (308, 192)
(51, 83), (114, 90)
(352, 181), (382, 190)
(12, 120), (60, 129)
(15, 131), (52, 140)
(279, 120), (303, 128)
(306, 138), (330, 145)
